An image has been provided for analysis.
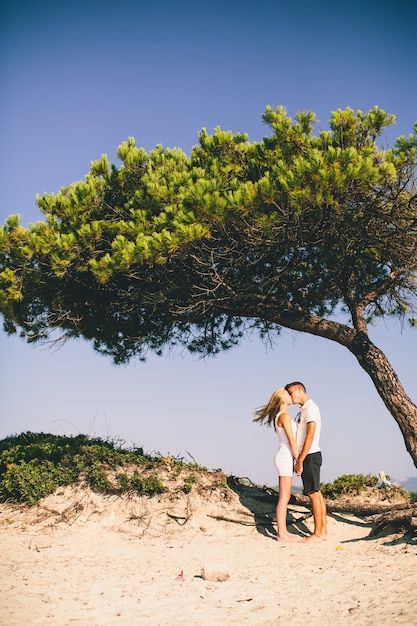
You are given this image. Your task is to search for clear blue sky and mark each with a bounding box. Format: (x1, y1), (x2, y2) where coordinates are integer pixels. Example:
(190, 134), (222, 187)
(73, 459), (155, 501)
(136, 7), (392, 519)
(1, 0), (416, 487)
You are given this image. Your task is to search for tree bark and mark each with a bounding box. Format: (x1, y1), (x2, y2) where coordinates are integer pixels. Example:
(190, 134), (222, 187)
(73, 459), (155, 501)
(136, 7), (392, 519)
(348, 331), (417, 467)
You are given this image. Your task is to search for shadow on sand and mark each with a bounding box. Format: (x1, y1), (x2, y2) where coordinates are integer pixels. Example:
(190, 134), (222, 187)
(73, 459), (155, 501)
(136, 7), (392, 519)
(227, 475), (311, 540)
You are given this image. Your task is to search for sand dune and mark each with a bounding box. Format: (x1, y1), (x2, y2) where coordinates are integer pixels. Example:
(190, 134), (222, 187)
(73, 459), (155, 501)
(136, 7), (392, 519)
(1, 481), (416, 625)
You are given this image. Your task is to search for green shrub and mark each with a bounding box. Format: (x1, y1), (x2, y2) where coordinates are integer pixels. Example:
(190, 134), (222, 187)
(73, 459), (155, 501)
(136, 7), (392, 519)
(116, 472), (130, 493)
(130, 471), (166, 495)
(0, 459), (72, 506)
(408, 491), (417, 503)
(320, 473), (410, 501)
(320, 473), (378, 499)
(115, 471), (166, 495)
(0, 432), (164, 505)
(86, 462), (113, 493)
(182, 473), (198, 493)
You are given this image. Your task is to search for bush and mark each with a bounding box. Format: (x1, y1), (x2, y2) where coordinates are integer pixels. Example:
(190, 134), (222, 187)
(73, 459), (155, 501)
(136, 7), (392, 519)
(320, 473), (378, 499)
(116, 472), (130, 493)
(0, 459), (73, 506)
(0, 432), (165, 505)
(86, 462), (113, 493)
(320, 473), (410, 501)
(130, 471), (166, 495)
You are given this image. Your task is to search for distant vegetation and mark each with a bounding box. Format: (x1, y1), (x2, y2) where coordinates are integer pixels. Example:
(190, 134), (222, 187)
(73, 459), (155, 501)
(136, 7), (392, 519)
(0, 432), (209, 506)
(321, 473), (410, 502)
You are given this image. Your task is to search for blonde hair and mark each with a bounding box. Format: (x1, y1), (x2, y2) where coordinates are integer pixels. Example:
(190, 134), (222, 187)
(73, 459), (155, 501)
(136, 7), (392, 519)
(253, 387), (289, 429)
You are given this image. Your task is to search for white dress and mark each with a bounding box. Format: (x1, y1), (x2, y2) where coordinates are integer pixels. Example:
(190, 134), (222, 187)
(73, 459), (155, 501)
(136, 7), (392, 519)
(274, 411), (297, 477)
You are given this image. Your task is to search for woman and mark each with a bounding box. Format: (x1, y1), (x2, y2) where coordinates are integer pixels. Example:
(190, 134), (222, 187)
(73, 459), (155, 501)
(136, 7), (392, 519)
(253, 388), (299, 542)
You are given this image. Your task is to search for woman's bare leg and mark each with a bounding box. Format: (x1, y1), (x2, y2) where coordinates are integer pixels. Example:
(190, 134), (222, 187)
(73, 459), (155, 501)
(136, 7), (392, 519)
(276, 476), (298, 542)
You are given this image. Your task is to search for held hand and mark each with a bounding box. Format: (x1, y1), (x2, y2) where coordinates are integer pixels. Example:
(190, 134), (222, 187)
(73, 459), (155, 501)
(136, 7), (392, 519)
(294, 460), (303, 476)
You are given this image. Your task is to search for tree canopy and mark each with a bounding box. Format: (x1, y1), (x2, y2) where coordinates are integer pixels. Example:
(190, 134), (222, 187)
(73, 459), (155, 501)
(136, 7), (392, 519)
(1, 106), (417, 466)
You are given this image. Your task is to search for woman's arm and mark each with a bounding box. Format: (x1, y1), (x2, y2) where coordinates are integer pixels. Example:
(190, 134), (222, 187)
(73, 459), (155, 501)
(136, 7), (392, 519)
(281, 413), (299, 460)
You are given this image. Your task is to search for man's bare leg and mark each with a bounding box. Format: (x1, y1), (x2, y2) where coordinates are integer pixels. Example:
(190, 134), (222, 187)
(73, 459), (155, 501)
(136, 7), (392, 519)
(319, 491), (328, 538)
(301, 491), (328, 543)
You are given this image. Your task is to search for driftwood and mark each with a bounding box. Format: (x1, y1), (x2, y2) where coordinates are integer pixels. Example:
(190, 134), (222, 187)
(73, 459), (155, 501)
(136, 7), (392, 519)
(368, 507), (417, 537)
(166, 513), (191, 526)
(206, 513), (257, 526)
(289, 492), (413, 516)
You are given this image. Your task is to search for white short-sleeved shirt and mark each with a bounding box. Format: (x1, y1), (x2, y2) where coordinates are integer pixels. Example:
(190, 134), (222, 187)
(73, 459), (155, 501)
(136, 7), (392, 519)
(296, 398), (321, 454)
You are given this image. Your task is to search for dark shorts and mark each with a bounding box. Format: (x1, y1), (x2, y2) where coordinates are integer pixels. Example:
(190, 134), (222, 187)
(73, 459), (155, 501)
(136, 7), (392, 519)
(302, 451), (322, 495)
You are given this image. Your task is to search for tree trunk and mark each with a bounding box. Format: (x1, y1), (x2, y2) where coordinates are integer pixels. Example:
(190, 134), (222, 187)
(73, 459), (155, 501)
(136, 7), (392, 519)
(348, 331), (417, 469)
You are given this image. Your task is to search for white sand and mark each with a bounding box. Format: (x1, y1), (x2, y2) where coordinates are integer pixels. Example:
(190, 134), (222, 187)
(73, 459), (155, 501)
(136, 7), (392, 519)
(1, 484), (416, 625)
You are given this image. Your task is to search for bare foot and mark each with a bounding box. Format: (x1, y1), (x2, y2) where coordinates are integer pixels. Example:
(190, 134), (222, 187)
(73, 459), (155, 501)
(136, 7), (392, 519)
(277, 534), (300, 543)
(300, 534), (324, 544)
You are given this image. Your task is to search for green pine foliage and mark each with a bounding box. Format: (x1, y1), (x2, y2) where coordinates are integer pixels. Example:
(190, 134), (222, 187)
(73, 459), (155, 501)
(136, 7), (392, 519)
(1, 106), (416, 363)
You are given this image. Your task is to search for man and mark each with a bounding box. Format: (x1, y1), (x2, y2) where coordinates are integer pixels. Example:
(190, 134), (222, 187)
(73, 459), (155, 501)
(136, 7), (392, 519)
(285, 381), (328, 542)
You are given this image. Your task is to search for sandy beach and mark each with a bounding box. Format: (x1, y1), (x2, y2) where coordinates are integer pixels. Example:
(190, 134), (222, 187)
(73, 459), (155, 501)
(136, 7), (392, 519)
(1, 481), (416, 626)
